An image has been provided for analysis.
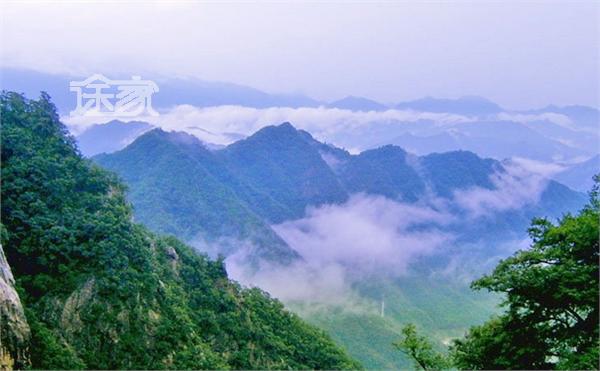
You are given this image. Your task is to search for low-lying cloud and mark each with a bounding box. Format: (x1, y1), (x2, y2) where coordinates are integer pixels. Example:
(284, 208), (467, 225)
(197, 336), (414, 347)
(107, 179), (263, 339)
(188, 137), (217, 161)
(226, 194), (454, 307)
(452, 162), (549, 218)
(64, 105), (475, 151)
(226, 164), (552, 306)
(273, 195), (453, 273)
(63, 104), (593, 159)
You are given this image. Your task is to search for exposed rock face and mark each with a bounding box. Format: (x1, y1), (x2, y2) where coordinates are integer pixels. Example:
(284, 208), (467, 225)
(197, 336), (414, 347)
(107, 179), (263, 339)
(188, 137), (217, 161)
(60, 278), (96, 336)
(165, 246), (179, 273)
(0, 245), (30, 370)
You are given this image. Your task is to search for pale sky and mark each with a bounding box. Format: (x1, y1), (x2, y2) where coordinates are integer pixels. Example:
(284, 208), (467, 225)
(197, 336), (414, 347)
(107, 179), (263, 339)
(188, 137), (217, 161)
(1, 1), (598, 109)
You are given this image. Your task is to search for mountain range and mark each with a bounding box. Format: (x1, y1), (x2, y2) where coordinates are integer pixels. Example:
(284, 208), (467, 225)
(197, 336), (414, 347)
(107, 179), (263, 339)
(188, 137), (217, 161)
(96, 122), (586, 260)
(0, 68), (321, 113)
(2, 89), (594, 369)
(4, 67), (598, 165)
(93, 121), (588, 368)
(553, 155), (600, 192)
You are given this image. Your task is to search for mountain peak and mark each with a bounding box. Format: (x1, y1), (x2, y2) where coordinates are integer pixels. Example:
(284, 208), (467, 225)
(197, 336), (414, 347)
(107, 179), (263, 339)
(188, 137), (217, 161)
(278, 121), (296, 130)
(395, 96), (502, 115)
(327, 96), (388, 111)
(75, 119), (153, 157)
(240, 122), (301, 143)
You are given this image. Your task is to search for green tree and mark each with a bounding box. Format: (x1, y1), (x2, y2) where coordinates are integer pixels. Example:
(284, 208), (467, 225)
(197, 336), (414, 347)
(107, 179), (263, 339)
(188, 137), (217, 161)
(451, 175), (600, 370)
(393, 324), (449, 370)
(396, 177), (599, 370)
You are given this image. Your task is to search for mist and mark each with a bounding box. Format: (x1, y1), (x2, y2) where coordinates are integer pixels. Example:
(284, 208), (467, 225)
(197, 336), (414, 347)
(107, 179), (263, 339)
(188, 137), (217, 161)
(63, 104), (594, 161)
(225, 163), (553, 306)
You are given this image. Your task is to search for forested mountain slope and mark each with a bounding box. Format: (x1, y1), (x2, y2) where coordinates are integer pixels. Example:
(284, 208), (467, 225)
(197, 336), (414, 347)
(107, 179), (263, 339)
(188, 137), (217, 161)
(93, 121), (587, 370)
(0, 92), (359, 370)
(217, 122), (349, 222)
(94, 129), (298, 264)
(97, 122), (586, 260)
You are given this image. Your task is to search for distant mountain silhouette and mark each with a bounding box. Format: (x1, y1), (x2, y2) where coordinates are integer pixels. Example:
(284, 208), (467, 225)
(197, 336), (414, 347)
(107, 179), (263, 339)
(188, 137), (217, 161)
(327, 96), (388, 111)
(553, 155), (600, 192)
(0, 68), (322, 114)
(76, 120), (154, 156)
(395, 96), (503, 116)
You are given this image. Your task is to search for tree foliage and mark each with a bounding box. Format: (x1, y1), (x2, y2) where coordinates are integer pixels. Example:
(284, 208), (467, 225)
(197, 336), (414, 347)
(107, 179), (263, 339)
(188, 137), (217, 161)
(393, 324), (449, 370)
(396, 177), (599, 370)
(453, 177), (599, 369)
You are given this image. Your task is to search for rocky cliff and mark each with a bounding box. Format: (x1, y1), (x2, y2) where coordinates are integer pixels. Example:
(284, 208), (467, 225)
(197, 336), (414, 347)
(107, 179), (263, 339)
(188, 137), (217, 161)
(0, 245), (30, 370)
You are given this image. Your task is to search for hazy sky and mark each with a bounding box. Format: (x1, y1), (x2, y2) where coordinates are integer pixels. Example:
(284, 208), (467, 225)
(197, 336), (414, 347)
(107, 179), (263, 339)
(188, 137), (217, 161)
(1, 1), (598, 109)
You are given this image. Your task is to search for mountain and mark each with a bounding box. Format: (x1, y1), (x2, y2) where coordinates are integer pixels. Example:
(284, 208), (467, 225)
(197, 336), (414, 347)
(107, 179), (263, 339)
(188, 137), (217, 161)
(0, 68), (321, 114)
(553, 155), (600, 192)
(97, 122), (586, 259)
(336, 145), (585, 245)
(524, 104), (600, 131)
(0, 243), (30, 369)
(419, 150), (498, 198)
(217, 122), (349, 222)
(76, 120), (154, 156)
(90, 121), (587, 369)
(337, 145), (425, 202)
(94, 129), (299, 264)
(3, 67), (595, 164)
(395, 96), (503, 116)
(0, 92), (359, 369)
(385, 120), (589, 162)
(327, 96), (388, 111)
(153, 76), (321, 108)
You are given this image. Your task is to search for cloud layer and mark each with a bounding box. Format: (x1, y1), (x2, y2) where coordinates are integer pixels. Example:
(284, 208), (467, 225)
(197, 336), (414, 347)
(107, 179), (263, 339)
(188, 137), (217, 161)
(226, 163), (552, 305)
(64, 104), (594, 160)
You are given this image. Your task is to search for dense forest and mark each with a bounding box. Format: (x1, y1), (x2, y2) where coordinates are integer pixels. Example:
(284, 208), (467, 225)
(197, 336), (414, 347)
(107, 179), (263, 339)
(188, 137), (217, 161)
(395, 186), (599, 370)
(0, 92), (360, 370)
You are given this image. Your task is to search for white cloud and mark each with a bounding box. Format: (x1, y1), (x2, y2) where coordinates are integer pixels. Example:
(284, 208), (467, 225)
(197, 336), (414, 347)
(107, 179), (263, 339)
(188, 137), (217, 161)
(63, 102), (596, 163)
(226, 194), (455, 306)
(220, 160), (554, 307)
(451, 162), (549, 218)
(507, 157), (566, 177)
(62, 105), (474, 150)
(274, 195), (453, 273)
(496, 112), (576, 130)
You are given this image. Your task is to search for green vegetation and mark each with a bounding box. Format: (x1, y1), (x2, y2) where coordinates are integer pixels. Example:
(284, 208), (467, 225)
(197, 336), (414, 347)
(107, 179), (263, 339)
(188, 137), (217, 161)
(302, 276), (498, 369)
(0, 92), (360, 369)
(420, 150), (497, 198)
(393, 324), (449, 370)
(338, 145), (425, 202)
(218, 122), (349, 222)
(97, 122), (586, 264)
(94, 129), (298, 264)
(395, 180), (600, 369)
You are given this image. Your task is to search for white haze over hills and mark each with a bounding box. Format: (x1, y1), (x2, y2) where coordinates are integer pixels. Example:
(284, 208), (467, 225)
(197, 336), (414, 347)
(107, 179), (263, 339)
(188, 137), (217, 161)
(2, 67), (596, 165)
(65, 102), (598, 162)
(226, 162), (560, 306)
(61, 89), (599, 203)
